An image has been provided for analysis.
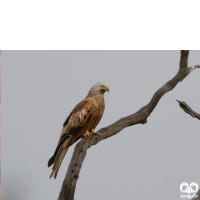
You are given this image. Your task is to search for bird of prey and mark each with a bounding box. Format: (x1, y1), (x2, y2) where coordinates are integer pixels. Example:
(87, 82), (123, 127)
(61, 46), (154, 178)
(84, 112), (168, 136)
(48, 82), (109, 179)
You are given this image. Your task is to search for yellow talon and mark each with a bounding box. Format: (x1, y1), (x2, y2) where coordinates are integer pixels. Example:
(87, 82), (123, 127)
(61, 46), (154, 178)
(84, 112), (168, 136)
(83, 129), (101, 137)
(91, 129), (101, 136)
(83, 130), (93, 138)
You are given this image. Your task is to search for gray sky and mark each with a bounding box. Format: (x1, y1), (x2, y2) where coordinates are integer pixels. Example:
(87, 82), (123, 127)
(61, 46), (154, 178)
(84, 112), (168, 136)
(2, 51), (200, 200)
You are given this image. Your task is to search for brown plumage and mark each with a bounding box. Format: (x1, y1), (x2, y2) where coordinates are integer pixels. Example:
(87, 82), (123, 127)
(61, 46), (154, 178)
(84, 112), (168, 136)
(48, 82), (109, 179)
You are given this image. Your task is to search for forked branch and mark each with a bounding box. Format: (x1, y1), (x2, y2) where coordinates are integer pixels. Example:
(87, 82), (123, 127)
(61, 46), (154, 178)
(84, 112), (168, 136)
(57, 50), (199, 200)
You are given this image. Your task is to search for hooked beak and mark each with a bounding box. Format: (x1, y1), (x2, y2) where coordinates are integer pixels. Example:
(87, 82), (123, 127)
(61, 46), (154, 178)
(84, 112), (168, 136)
(104, 86), (109, 92)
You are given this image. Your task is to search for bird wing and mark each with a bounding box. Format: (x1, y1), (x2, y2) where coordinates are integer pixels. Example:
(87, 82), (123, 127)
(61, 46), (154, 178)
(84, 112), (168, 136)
(61, 98), (93, 137)
(48, 98), (93, 168)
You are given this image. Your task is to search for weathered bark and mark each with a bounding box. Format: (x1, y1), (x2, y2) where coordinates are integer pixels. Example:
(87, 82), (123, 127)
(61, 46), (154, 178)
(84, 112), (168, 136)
(177, 99), (200, 120)
(57, 50), (199, 200)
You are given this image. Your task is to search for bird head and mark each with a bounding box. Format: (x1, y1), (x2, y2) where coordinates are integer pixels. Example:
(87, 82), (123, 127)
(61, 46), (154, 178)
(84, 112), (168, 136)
(89, 82), (109, 94)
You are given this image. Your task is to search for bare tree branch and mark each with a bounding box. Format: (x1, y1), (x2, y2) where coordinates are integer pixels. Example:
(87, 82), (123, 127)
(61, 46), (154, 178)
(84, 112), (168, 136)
(57, 50), (199, 200)
(177, 99), (200, 120)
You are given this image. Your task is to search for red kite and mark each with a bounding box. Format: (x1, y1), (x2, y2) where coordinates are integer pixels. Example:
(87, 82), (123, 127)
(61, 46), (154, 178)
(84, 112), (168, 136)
(48, 82), (109, 179)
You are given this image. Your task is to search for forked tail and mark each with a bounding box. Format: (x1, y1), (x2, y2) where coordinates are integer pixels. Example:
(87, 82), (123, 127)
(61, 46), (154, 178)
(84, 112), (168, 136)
(49, 147), (68, 179)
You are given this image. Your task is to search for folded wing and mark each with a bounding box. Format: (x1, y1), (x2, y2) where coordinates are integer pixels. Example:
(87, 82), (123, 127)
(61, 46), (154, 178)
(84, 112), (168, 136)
(48, 99), (93, 178)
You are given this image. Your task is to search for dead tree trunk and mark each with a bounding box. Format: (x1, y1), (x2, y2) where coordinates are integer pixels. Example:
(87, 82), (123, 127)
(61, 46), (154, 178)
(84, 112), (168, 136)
(57, 50), (199, 200)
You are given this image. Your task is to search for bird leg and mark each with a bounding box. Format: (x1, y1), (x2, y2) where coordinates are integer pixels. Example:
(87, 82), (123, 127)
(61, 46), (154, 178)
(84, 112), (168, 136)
(83, 130), (93, 138)
(91, 129), (101, 136)
(83, 129), (101, 138)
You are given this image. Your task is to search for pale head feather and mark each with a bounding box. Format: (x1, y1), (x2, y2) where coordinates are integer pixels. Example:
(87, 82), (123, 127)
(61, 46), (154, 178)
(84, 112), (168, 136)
(88, 82), (109, 94)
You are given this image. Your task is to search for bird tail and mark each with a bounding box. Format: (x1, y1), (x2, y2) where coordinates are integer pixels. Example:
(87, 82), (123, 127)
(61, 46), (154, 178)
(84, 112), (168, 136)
(49, 147), (68, 179)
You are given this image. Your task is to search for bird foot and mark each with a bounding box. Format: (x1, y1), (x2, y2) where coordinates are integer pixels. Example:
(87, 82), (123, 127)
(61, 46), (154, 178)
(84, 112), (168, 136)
(91, 129), (101, 136)
(83, 129), (101, 138)
(83, 130), (93, 138)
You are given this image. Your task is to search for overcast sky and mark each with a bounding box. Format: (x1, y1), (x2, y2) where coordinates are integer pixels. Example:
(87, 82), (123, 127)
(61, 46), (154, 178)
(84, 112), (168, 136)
(2, 51), (200, 200)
